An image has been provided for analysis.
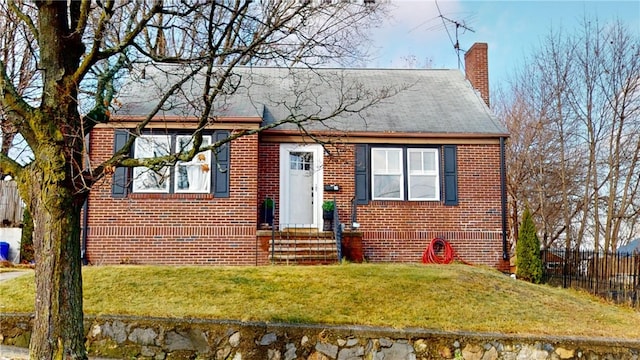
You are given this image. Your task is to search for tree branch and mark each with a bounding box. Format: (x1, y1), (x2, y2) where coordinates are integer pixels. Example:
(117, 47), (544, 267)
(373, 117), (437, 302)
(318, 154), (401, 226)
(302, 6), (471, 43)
(8, 0), (38, 41)
(0, 151), (23, 179)
(74, 0), (162, 83)
(0, 60), (35, 122)
(73, 0), (92, 36)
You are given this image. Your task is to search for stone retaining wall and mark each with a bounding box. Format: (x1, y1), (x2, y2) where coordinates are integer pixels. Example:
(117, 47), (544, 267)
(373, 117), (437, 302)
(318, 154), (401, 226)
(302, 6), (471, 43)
(1, 314), (639, 359)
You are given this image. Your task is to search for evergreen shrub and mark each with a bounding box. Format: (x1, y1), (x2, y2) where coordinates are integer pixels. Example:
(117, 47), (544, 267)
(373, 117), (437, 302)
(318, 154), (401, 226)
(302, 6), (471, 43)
(516, 208), (543, 283)
(19, 209), (34, 263)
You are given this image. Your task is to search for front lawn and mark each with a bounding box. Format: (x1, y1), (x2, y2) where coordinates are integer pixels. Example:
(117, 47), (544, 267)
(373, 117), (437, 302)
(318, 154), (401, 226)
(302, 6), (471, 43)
(1, 263), (638, 339)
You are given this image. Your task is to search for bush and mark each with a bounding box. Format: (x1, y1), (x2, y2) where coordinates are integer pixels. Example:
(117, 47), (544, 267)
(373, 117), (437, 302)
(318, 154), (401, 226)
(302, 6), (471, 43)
(516, 208), (543, 283)
(19, 209), (34, 264)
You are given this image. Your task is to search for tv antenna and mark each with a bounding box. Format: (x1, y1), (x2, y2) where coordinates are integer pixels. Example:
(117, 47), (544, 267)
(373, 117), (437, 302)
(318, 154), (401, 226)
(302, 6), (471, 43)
(435, 0), (475, 69)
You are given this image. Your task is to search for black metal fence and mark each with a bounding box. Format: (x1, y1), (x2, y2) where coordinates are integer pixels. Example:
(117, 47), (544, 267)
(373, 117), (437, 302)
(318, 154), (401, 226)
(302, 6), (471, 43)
(541, 248), (640, 308)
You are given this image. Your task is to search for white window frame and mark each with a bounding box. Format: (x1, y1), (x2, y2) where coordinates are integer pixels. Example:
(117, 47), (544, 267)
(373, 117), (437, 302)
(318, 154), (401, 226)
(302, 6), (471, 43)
(407, 148), (440, 201)
(371, 148), (404, 200)
(174, 135), (212, 193)
(132, 134), (213, 194)
(132, 135), (171, 193)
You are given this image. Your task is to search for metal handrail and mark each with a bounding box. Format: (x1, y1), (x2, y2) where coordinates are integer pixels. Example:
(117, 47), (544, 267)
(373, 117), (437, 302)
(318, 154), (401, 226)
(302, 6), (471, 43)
(264, 196), (275, 264)
(268, 195), (341, 264)
(333, 197), (342, 263)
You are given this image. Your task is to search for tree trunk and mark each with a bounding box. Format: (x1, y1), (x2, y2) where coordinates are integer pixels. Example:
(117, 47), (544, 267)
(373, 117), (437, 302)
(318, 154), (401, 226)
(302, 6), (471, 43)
(20, 157), (87, 359)
(18, 2), (90, 358)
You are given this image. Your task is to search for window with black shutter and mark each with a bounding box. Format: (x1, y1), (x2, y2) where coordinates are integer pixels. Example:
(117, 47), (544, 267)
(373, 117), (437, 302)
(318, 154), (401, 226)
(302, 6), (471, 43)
(111, 130), (230, 197)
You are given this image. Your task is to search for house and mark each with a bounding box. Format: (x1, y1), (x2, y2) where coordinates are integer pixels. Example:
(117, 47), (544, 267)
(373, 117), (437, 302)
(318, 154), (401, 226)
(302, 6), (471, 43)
(618, 238), (640, 255)
(85, 43), (510, 270)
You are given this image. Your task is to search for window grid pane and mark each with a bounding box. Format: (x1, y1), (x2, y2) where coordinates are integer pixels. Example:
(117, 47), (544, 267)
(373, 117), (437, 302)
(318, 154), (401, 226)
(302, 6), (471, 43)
(423, 152), (436, 171)
(132, 134), (216, 194)
(372, 148), (403, 200)
(175, 135), (212, 193)
(408, 149), (439, 201)
(290, 152), (313, 171)
(387, 150), (401, 172)
(409, 151), (422, 173)
(132, 135), (171, 193)
(409, 175), (437, 199)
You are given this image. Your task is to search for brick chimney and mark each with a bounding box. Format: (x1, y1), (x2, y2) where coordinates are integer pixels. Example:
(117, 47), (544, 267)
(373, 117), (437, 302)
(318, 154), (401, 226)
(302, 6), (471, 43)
(464, 42), (490, 107)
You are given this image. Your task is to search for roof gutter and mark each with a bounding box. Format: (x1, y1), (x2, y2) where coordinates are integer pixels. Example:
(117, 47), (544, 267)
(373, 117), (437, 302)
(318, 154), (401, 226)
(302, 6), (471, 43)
(500, 136), (509, 261)
(260, 129), (509, 145)
(261, 129), (510, 139)
(82, 132), (90, 265)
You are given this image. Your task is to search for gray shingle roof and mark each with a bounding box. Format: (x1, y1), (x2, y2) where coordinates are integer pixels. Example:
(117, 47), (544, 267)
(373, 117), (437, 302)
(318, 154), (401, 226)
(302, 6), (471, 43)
(114, 66), (507, 136)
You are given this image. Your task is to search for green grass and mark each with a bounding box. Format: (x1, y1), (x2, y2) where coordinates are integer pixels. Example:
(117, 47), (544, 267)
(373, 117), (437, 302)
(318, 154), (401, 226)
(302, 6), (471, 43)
(1, 263), (638, 339)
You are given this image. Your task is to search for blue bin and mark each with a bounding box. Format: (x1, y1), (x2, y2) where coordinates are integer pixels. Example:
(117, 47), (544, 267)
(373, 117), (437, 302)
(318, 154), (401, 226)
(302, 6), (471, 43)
(0, 242), (9, 261)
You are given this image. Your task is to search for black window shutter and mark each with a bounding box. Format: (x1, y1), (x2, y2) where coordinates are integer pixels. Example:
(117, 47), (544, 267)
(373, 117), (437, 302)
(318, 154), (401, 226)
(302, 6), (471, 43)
(112, 130), (130, 198)
(213, 131), (230, 197)
(354, 144), (369, 205)
(443, 145), (458, 205)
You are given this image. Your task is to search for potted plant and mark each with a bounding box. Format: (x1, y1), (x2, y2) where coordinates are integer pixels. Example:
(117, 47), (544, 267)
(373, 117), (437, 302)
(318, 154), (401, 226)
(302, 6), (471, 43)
(322, 200), (335, 231)
(261, 197), (274, 227)
(322, 200), (334, 220)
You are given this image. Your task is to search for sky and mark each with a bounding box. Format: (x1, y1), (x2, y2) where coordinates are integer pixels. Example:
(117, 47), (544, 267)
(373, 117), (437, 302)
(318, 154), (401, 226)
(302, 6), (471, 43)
(366, 0), (640, 90)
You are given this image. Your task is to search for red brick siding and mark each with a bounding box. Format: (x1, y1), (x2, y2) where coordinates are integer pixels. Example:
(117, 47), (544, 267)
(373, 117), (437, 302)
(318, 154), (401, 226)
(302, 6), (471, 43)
(88, 130), (507, 269)
(322, 144), (506, 269)
(256, 143), (358, 230)
(257, 143), (280, 224)
(85, 128), (259, 265)
(322, 145), (358, 224)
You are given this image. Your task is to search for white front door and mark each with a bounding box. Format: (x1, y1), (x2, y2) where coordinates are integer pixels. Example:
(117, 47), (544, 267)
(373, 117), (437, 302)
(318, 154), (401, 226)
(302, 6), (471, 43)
(289, 151), (314, 224)
(280, 144), (323, 230)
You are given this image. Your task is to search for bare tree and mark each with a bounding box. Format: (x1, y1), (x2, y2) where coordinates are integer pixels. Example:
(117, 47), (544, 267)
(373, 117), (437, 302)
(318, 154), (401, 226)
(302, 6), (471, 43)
(496, 82), (579, 250)
(582, 20), (640, 252)
(0, 1), (38, 178)
(496, 17), (640, 253)
(0, 1), (392, 358)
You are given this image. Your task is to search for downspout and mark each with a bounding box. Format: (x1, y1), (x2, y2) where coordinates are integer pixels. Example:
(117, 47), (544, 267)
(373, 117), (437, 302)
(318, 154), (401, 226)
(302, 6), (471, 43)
(82, 198), (88, 265)
(82, 132), (90, 265)
(500, 137), (509, 261)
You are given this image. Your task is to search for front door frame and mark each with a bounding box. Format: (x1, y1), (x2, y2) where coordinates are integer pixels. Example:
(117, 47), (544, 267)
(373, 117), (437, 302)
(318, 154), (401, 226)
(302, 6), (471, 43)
(279, 143), (324, 231)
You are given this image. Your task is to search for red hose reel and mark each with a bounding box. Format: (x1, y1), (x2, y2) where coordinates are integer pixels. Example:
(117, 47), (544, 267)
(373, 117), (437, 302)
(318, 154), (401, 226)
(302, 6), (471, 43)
(422, 237), (465, 264)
